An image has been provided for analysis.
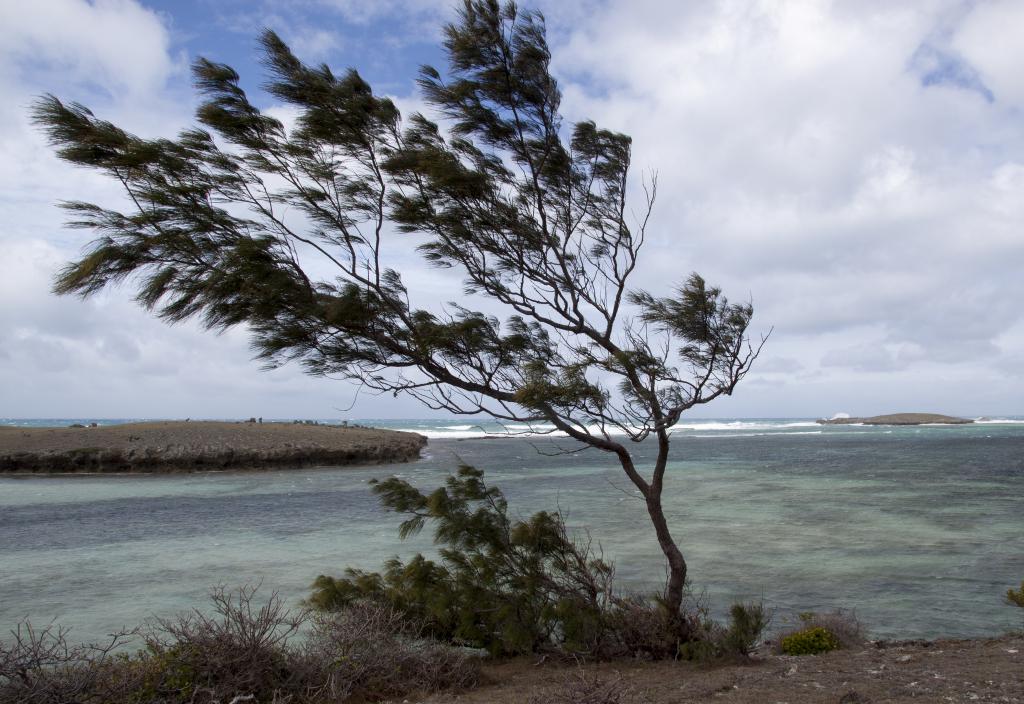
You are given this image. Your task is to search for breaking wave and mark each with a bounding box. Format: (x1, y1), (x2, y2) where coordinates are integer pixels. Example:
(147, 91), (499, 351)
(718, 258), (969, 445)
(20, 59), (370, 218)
(389, 419), (824, 439)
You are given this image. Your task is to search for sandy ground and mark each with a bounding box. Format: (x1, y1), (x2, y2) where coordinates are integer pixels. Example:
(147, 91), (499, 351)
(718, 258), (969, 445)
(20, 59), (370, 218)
(419, 634), (1024, 703)
(0, 421), (427, 472)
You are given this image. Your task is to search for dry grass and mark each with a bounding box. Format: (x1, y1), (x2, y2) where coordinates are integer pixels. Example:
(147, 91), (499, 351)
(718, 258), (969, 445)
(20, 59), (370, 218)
(528, 668), (631, 704)
(0, 586), (479, 704)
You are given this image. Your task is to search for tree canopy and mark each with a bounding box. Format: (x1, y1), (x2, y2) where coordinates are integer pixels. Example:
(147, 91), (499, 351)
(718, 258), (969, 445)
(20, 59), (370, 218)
(34, 0), (765, 613)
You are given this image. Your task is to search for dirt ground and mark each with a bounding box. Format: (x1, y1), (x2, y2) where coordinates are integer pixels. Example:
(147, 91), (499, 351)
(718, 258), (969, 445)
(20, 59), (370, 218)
(0, 421), (426, 472)
(420, 634), (1024, 703)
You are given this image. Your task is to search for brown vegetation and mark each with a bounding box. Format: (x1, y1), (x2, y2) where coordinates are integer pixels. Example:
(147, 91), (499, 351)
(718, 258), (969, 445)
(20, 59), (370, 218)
(0, 586), (478, 704)
(0, 421), (426, 473)
(4, 583), (1022, 703)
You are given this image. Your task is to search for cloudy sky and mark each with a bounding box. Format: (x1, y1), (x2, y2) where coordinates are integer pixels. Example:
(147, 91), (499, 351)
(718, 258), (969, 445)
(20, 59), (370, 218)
(1, 0), (1022, 420)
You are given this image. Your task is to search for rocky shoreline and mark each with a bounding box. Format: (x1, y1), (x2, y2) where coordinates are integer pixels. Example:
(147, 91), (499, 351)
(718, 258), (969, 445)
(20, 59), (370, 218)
(817, 413), (973, 426)
(0, 421), (427, 473)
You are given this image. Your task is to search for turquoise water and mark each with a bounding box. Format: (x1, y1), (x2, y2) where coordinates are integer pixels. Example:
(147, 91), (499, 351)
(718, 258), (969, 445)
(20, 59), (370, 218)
(1, 418), (1023, 643)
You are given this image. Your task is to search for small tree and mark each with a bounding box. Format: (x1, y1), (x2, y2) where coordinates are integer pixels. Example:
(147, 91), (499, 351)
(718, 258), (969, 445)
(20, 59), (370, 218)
(33, 0), (764, 616)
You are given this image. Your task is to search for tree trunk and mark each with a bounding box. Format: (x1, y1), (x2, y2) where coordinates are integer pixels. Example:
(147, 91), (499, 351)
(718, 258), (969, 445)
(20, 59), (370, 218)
(645, 491), (688, 613)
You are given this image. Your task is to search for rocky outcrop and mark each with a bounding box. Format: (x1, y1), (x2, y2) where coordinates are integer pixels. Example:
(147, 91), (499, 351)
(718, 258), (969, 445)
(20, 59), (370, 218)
(816, 413), (973, 426)
(0, 421), (427, 473)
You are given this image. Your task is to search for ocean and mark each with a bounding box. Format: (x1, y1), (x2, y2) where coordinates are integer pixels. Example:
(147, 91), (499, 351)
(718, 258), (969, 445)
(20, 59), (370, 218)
(1, 417), (1023, 644)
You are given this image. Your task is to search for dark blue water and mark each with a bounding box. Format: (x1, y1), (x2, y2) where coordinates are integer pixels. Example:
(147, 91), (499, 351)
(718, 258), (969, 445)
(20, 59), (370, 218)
(2, 418), (1022, 643)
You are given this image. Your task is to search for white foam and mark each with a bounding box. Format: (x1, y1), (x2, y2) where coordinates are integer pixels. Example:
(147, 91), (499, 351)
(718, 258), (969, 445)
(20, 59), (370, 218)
(691, 431), (823, 438)
(404, 419), (829, 440)
(393, 428), (497, 439)
(669, 421), (819, 432)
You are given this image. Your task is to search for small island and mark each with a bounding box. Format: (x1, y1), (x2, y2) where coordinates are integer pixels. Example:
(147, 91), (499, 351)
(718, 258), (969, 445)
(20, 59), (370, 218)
(0, 421), (427, 473)
(817, 413), (973, 426)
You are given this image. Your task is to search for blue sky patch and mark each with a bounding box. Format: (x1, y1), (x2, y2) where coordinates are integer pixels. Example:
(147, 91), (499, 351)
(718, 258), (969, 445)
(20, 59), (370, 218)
(910, 42), (994, 103)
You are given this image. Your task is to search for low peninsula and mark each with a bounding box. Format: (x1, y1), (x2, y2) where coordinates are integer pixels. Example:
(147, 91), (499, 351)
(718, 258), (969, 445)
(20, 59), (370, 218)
(817, 413), (973, 426)
(0, 421), (427, 474)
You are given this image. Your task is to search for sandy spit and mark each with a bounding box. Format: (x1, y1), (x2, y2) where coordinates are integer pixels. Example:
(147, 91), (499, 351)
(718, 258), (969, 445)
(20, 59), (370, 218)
(0, 421), (427, 473)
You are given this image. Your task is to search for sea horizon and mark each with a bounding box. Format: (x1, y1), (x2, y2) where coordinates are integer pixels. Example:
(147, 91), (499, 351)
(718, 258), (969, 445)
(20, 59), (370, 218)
(4, 414), (1024, 438)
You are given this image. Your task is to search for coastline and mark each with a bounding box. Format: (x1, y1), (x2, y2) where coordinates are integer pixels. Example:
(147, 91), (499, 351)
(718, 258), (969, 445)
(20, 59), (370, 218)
(0, 421), (427, 474)
(421, 632), (1024, 703)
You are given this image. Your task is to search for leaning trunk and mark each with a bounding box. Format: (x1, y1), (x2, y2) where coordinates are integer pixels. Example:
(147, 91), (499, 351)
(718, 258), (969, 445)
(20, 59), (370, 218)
(646, 491), (688, 613)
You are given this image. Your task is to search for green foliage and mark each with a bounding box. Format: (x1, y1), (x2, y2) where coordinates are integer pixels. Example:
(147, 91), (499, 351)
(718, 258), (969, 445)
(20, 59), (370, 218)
(677, 638), (721, 663)
(34, 0), (764, 620)
(785, 609), (865, 650)
(32, 0), (760, 449)
(1007, 581), (1024, 608)
(310, 466), (690, 658)
(311, 465), (608, 655)
(721, 601), (771, 656)
(674, 600), (769, 661)
(780, 626), (840, 656)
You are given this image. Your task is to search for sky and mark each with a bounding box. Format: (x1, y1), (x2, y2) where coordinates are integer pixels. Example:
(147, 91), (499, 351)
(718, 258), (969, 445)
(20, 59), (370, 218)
(1, 0), (1023, 420)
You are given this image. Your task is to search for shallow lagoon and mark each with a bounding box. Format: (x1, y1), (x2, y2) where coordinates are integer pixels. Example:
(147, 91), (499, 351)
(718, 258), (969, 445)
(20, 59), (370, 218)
(2, 419), (1022, 643)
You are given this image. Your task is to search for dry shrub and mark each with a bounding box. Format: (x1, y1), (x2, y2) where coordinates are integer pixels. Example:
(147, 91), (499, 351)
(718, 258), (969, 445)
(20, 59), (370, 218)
(302, 602), (480, 701)
(774, 609), (866, 654)
(1, 586), (479, 704)
(146, 589), (479, 702)
(528, 668), (630, 704)
(0, 620), (139, 704)
(141, 584), (307, 703)
(598, 595), (698, 660)
(566, 593), (768, 663)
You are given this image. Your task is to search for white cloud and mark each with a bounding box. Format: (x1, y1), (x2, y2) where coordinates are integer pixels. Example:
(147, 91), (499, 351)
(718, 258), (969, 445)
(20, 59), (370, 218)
(540, 0), (1024, 413)
(0, 0), (178, 98)
(0, 1), (287, 419)
(1, 0), (1022, 418)
(952, 0), (1024, 108)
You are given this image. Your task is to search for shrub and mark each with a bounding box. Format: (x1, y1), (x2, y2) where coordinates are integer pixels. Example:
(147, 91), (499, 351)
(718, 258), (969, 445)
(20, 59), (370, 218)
(1007, 581), (1024, 608)
(809, 609), (865, 649)
(674, 600), (770, 661)
(720, 601), (771, 656)
(774, 609), (864, 655)
(780, 626), (840, 656)
(603, 595), (704, 660)
(300, 603), (479, 701)
(1, 587), (479, 704)
(141, 587), (478, 703)
(139, 584), (306, 702)
(310, 465), (695, 659)
(0, 621), (139, 704)
(1008, 581), (1024, 633)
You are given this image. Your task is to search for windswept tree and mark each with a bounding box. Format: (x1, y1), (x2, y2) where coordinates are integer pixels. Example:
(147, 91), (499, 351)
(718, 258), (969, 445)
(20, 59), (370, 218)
(34, 0), (764, 615)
